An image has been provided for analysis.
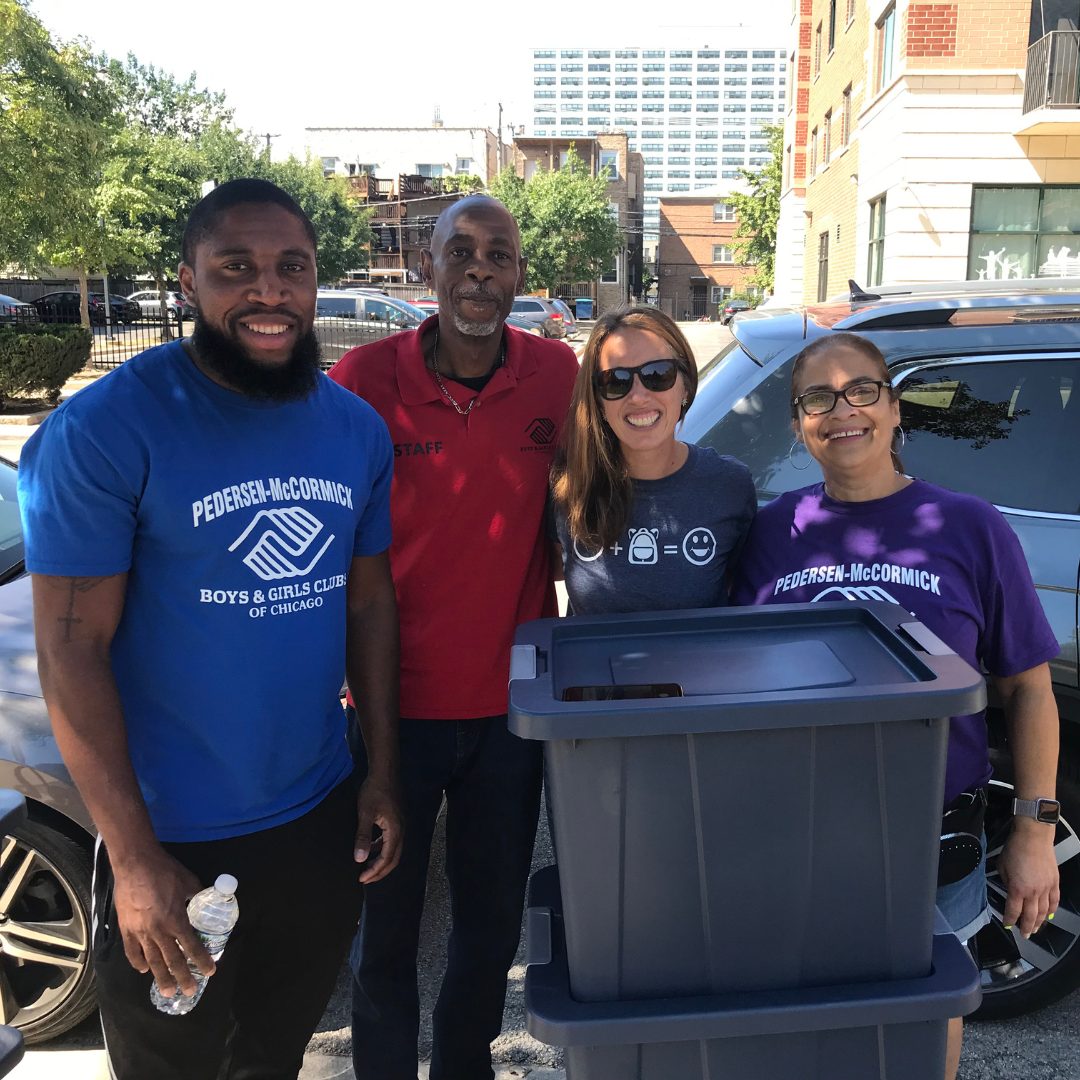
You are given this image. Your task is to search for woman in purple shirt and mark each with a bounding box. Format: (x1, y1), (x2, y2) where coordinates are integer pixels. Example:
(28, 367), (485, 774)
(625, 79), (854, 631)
(731, 332), (1060, 1080)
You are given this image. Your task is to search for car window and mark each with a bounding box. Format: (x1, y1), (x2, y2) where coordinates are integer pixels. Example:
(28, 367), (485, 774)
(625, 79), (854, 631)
(0, 464), (24, 574)
(898, 358), (1079, 515)
(513, 300), (543, 313)
(316, 297), (359, 318)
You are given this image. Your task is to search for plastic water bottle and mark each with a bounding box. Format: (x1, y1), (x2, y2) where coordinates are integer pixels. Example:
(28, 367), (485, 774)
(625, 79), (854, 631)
(150, 874), (239, 1016)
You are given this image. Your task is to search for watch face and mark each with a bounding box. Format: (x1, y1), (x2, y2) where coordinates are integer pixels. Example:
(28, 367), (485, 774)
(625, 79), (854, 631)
(1037, 799), (1061, 824)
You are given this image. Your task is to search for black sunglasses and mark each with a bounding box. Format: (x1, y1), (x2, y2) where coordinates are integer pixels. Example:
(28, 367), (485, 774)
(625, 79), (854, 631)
(594, 359), (683, 400)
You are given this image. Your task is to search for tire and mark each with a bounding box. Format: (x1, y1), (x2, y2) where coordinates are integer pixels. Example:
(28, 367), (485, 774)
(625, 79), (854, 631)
(0, 818), (97, 1043)
(969, 746), (1080, 1020)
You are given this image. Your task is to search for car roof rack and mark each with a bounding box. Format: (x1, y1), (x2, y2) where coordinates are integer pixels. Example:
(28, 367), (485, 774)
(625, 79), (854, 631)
(842, 276), (1080, 304)
(832, 288), (1080, 331)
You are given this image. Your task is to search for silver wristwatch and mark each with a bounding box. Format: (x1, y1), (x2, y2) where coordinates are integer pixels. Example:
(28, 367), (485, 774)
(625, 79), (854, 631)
(1012, 797), (1060, 824)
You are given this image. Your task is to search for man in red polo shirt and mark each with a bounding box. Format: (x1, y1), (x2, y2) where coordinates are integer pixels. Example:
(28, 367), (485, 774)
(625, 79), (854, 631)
(329, 194), (577, 1080)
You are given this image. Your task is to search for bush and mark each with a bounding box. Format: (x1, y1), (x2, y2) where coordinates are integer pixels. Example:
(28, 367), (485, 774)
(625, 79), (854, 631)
(0, 325), (93, 407)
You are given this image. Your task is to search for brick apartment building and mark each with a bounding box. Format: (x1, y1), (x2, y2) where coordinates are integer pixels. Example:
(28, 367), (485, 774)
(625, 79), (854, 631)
(511, 133), (644, 315)
(657, 194), (758, 319)
(774, 0), (1080, 304)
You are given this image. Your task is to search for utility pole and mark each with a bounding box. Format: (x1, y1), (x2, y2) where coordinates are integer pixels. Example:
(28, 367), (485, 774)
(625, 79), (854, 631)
(497, 102), (503, 172)
(260, 132), (281, 156)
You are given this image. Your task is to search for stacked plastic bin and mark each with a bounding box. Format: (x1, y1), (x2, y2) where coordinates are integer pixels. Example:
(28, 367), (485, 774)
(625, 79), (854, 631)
(508, 601), (985, 1080)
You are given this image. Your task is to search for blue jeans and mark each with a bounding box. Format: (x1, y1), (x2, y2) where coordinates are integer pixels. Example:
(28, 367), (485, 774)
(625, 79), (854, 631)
(347, 712), (543, 1080)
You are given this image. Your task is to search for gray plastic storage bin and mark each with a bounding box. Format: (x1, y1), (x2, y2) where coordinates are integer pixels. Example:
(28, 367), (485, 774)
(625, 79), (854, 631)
(524, 867), (981, 1080)
(508, 602), (986, 1002)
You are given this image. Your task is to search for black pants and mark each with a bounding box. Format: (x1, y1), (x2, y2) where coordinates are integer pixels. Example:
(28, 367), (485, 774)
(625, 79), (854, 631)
(349, 713), (543, 1080)
(93, 780), (363, 1080)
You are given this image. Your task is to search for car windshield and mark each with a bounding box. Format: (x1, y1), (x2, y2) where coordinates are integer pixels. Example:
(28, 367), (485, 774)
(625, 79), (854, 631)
(0, 295), (24, 307)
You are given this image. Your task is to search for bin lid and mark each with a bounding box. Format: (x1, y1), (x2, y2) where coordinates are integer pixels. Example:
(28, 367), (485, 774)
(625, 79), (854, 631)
(508, 601), (987, 740)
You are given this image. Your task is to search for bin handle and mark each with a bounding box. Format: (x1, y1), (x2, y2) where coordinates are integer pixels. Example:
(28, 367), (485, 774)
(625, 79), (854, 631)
(898, 621), (954, 657)
(525, 905), (553, 967)
(510, 644), (539, 681)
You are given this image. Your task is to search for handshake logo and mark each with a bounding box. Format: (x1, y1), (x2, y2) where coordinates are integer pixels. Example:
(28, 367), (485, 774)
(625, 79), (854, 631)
(229, 507), (335, 582)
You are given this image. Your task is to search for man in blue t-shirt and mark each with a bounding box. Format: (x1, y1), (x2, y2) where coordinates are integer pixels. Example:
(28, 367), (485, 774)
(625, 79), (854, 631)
(18, 179), (401, 1080)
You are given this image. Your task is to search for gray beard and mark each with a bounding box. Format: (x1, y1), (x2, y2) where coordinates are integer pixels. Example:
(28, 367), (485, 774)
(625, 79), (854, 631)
(453, 312), (502, 337)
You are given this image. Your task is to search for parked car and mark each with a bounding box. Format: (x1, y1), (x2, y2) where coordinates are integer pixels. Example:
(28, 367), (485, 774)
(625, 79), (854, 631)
(548, 297), (578, 339)
(720, 297), (752, 325)
(506, 313), (544, 336)
(0, 459), (97, 1044)
(0, 294), (39, 326)
(32, 292), (139, 326)
(411, 296), (440, 315)
(314, 290), (426, 368)
(126, 290), (194, 323)
(510, 296), (567, 339)
(680, 278), (1080, 1021)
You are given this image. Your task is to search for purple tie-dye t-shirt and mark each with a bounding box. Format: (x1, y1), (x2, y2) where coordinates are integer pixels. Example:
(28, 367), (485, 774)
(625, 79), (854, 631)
(731, 479), (1058, 804)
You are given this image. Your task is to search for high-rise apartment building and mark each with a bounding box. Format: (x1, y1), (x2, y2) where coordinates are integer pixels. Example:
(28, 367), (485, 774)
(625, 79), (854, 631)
(528, 44), (788, 259)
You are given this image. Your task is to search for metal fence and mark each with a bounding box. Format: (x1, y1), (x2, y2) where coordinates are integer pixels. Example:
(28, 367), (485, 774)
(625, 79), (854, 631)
(1023, 31), (1080, 113)
(84, 314), (405, 371)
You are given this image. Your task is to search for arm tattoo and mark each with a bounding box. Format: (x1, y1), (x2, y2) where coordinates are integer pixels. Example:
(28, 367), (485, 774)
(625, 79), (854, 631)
(57, 578), (106, 644)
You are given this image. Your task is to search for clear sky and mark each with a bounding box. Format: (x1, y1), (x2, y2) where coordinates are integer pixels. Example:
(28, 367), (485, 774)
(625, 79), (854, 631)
(28, 0), (793, 159)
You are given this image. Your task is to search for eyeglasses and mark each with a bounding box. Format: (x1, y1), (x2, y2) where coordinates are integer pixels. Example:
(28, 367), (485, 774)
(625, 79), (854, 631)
(792, 380), (889, 416)
(594, 359), (682, 401)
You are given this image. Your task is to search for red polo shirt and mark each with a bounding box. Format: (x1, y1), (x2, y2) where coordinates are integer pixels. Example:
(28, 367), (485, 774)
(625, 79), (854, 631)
(329, 317), (578, 719)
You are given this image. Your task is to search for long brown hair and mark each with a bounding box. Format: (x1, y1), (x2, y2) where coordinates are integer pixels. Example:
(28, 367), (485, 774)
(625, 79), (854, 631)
(552, 306), (697, 550)
(789, 332), (904, 474)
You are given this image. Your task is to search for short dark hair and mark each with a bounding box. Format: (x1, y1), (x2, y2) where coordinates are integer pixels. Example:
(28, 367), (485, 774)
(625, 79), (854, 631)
(181, 178), (317, 265)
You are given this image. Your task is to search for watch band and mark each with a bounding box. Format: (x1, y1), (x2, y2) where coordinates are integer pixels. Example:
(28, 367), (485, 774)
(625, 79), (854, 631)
(1012, 797), (1060, 824)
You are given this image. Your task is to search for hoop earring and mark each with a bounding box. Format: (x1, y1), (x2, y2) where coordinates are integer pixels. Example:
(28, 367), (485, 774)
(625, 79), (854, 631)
(788, 439), (812, 471)
(895, 426), (906, 449)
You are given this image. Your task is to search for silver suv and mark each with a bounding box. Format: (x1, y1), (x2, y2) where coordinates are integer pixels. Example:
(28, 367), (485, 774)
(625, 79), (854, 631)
(510, 296), (568, 339)
(681, 278), (1080, 1022)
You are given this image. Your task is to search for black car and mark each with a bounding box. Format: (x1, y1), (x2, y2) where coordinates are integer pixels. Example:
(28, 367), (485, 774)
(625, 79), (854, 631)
(720, 298), (752, 325)
(0, 294), (39, 326)
(681, 278), (1080, 1020)
(32, 291), (139, 326)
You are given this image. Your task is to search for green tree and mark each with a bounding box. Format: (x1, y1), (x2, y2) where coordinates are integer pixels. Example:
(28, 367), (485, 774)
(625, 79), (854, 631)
(729, 123), (783, 293)
(489, 149), (621, 293)
(0, 0), (114, 269)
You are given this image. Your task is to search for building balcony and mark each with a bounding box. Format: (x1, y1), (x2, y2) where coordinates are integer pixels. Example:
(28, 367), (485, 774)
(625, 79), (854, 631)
(371, 203), (401, 222)
(399, 174), (447, 197)
(370, 254), (405, 270)
(1018, 31), (1080, 134)
(350, 175), (395, 201)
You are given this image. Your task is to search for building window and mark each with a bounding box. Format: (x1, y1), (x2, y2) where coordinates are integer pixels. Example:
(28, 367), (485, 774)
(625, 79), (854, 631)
(876, 4), (897, 92)
(713, 245), (735, 263)
(846, 0), (856, 23)
(534, 50), (555, 59)
(868, 194), (887, 286)
(810, 127), (818, 174)
(817, 231), (830, 302)
(814, 23), (823, 75)
(561, 50), (582, 58)
(823, 110), (832, 164)
(456, 158), (472, 174)
(711, 285), (733, 303)
(968, 185), (1080, 279)
(713, 201), (736, 222)
(842, 85), (852, 146)
(828, 0), (837, 53)
(598, 149), (619, 179)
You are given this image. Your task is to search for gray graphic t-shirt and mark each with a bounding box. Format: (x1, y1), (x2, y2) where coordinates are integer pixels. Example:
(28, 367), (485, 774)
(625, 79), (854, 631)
(556, 444), (756, 615)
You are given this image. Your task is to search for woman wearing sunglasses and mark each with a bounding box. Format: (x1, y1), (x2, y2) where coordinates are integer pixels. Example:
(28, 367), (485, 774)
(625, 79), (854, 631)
(551, 306), (755, 615)
(730, 332), (1059, 1080)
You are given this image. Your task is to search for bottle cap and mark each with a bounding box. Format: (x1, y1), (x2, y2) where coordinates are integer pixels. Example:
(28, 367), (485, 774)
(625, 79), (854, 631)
(214, 874), (238, 895)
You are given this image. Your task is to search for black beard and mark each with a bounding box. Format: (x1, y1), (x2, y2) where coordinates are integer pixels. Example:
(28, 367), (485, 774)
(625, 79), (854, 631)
(190, 315), (321, 402)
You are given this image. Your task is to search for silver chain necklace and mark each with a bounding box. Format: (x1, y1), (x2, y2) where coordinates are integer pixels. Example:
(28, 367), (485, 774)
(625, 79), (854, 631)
(429, 330), (503, 417)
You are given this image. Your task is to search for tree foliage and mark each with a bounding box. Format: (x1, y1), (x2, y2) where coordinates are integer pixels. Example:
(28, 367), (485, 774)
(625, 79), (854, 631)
(729, 123), (783, 292)
(489, 148), (621, 293)
(0, 3), (371, 317)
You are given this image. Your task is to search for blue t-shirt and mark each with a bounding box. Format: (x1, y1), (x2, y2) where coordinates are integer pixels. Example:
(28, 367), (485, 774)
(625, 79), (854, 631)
(19, 340), (393, 841)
